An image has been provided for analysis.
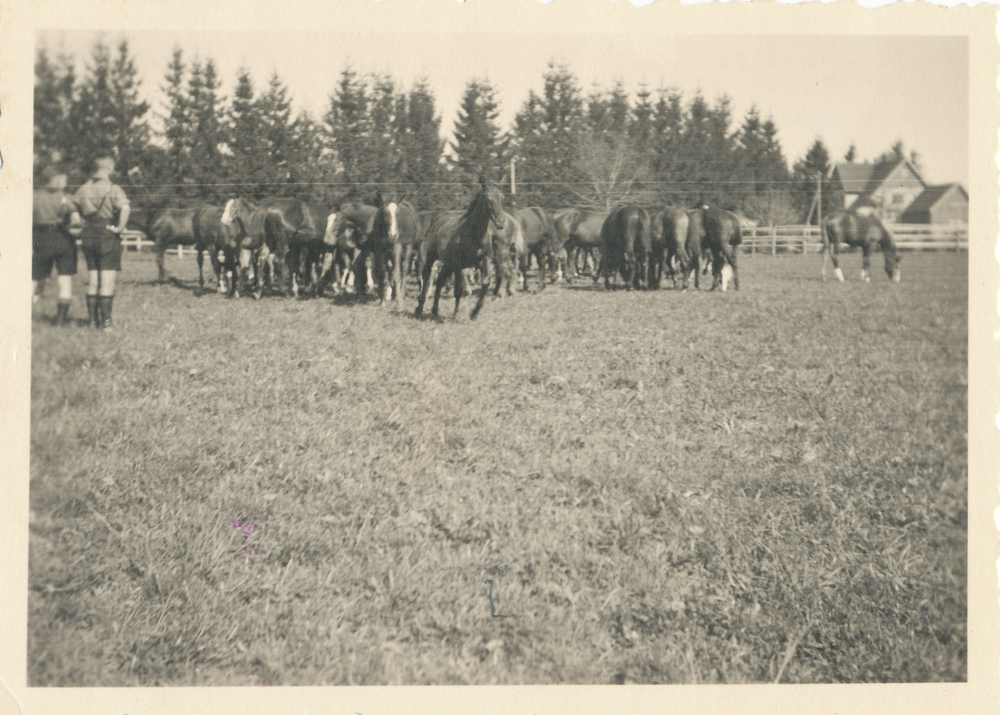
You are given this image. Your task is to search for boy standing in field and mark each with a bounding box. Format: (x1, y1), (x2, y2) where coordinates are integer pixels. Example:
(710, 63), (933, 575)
(70, 153), (131, 331)
(32, 166), (77, 326)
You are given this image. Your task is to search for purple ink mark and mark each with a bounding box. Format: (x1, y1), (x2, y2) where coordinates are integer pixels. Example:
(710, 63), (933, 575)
(230, 506), (269, 580)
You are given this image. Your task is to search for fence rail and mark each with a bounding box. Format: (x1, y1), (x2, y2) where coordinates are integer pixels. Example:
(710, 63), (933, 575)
(740, 224), (968, 255)
(111, 223), (969, 258)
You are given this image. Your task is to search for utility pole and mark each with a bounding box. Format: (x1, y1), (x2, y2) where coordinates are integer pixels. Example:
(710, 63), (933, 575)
(510, 157), (516, 196)
(817, 171), (822, 225)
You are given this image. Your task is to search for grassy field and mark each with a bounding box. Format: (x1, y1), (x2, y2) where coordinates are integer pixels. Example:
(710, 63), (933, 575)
(28, 249), (967, 685)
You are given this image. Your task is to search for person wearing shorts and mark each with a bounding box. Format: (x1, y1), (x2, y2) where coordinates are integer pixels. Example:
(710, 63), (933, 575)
(70, 154), (131, 330)
(32, 166), (77, 325)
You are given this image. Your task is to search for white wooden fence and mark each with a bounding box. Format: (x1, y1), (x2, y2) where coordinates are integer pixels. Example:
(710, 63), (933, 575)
(113, 223), (968, 258)
(740, 224), (968, 255)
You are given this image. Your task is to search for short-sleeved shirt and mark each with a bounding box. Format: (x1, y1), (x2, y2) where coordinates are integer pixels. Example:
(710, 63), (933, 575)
(33, 188), (73, 226)
(73, 177), (129, 221)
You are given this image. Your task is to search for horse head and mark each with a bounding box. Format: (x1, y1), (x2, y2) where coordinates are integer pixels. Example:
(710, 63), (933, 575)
(221, 197), (251, 229)
(482, 181), (505, 230)
(876, 218), (902, 283)
(884, 244), (902, 283)
(323, 211), (339, 245)
(376, 196), (400, 240)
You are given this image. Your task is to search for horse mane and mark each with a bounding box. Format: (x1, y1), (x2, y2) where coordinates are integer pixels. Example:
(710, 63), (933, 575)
(457, 183), (499, 236)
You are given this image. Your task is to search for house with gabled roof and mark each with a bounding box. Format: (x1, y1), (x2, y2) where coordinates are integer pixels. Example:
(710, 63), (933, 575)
(900, 184), (969, 225)
(830, 158), (926, 223)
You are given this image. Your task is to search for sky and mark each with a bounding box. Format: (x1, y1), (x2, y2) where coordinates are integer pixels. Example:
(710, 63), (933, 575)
(37, 30), (969, 186)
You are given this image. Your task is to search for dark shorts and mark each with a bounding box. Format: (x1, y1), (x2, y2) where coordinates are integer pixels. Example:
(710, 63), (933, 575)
(32, 225), (78, 280)
(80, 220), (122, 272)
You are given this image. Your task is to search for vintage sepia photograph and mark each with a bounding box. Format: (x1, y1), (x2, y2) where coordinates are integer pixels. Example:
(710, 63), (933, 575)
(5, 0), (996, 711)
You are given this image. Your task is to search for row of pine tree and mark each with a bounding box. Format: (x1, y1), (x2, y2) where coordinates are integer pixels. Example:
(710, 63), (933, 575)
(35, 39), (912, 223)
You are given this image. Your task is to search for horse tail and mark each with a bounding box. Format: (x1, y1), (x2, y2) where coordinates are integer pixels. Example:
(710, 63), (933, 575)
(728, 213), (743, 248)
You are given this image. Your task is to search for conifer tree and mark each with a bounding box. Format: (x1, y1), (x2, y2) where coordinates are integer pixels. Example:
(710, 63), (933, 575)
(324, 67), (370, 197)
(69, 39), (150, 174)
(34, 47), (77, 173)
(226, 69), (269, 199)
(449, 79), (504, 200)
(508, 62), (585, 208)
(399, 78), (445, 209)
(188, 59), (226, 202)
(792, 137), (833, 223)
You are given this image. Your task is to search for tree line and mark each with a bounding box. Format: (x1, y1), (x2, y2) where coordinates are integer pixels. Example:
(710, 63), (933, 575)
(35, 39), (921, 224)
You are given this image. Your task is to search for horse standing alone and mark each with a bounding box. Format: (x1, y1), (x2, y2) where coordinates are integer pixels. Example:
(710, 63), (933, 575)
(415, 179), (507, 320)
(821, 211), (901, 283)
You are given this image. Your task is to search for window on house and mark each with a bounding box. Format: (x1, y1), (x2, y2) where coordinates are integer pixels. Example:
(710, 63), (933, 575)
(892, 194), (906, 205)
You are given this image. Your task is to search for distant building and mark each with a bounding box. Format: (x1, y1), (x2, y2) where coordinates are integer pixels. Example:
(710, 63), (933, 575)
(830, 159), (926, 222)
(899, 183), (969, 225)
(830, 159), (967, 225)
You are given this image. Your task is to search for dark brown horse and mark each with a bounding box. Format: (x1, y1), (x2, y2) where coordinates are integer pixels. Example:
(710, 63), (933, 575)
(369, 194), (423, 310)
(150, 207), (200, 283)
(192, 205), (241, 294)
(821, 211), (901, 283)
(331, 201), (379, 296)
(221, 197), (320, 298)
(597, 206), (652, 290)
(415, 179), (507, 320)
(514, 206), (558, 292)
(649, 208), (690, 289)
(553, 207), (606, 282)
(685, 207), (743, 291)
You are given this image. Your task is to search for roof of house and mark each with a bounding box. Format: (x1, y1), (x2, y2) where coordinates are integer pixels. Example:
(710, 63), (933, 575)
(832, 162), (876, 193)
(899, 183), (968, 220)
(833, 159), (924, 195)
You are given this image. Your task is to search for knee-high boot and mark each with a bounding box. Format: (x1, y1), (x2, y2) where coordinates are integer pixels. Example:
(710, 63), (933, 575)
(54, 300), (71, 327)
(86, 294), (98, 328)
(97, 295), (114, 330)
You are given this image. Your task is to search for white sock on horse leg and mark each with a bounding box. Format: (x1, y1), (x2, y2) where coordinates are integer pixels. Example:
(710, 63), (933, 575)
(834, 267), (844, 282)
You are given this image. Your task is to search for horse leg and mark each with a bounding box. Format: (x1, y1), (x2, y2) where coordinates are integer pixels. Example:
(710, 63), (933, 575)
(452, 266), (466, 318)
(255, 245), (270, 300)
(155, 238), (168, 283)
(235, 246), (253, 298)
(471, 259), (491, 320)
(860, 242), (872, 283)
(728, 248), (740, 291)
(380, 251), (393, 306)
(394, 243), (406, 311)
(830, 240), (844, 282)
(196, 247), (206, 292)
(415, 257), (434, 318)
(432, 265), (453, 319)
(206, 245), (221, 293)
(821, 237), (829, 282)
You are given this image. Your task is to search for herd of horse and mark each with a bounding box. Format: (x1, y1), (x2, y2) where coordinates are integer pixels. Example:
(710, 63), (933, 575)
(132, 177), (902, 319)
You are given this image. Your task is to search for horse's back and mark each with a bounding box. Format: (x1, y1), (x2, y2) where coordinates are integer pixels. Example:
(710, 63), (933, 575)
(150, 205), (199, 242)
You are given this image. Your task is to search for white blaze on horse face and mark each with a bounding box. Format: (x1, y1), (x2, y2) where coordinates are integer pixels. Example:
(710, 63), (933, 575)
(388, 203), (398, 239)
(834, 267), (845, 282)
(221, 199), (235, 226)
(324, 213), (338, 244)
